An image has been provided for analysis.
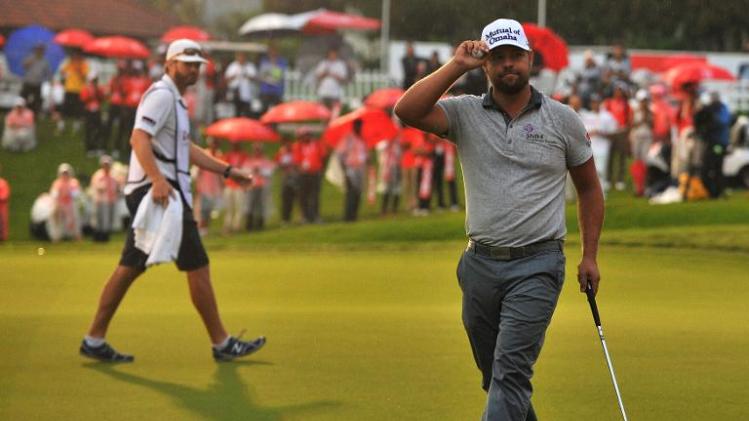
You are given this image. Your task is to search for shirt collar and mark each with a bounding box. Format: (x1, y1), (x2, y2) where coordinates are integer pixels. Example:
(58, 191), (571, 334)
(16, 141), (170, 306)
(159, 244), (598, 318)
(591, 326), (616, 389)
(161, 74), (187, 108)
(161, 74), (181, 99)
(482, 85), (543, 112)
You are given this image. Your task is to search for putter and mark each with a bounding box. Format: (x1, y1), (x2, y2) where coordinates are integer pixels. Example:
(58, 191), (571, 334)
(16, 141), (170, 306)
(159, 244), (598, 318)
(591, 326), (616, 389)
(586, 283), (628, 421)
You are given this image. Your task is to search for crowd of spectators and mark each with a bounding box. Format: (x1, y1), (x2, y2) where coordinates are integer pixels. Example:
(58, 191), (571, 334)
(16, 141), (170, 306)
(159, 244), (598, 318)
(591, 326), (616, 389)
(1, 38), (747, 242)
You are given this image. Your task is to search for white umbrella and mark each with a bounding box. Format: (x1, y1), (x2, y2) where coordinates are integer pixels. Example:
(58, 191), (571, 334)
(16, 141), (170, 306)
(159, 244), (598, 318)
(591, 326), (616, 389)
(238, 13), (304, 37)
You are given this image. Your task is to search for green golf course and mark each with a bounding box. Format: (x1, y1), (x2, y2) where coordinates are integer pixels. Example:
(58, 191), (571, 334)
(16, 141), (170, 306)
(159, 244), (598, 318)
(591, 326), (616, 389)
(2, 121), (749, 420)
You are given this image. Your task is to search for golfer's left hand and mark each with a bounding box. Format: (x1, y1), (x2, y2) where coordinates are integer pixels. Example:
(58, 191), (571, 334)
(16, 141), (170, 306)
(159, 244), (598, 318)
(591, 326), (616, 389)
(228, 167), (253, 187)
(578, 256), (600, 295)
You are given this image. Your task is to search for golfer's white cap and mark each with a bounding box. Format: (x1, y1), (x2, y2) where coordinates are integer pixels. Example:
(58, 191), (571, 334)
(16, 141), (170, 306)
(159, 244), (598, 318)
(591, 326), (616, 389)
(481, 18), (530, 52)
(166, 39), (208, 64)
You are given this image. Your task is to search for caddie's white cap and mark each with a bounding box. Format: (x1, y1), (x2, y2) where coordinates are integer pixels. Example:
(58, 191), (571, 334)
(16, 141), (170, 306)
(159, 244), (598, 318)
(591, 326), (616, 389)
(165, 39), (208, 64)
(481, 18), (530, 51)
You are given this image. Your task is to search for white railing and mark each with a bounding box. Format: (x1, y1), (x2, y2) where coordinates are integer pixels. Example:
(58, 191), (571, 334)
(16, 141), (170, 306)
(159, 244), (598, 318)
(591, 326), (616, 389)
(283, 69), (397, 109)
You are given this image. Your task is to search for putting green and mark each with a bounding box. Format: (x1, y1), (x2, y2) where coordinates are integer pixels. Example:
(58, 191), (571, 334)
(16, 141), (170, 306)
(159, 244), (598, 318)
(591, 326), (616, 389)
(1, 242), (748, 420)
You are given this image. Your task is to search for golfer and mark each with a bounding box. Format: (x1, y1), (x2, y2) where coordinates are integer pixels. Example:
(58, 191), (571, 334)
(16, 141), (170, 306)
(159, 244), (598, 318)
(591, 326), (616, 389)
(395, 18), (604, 420)
(80, 39), (266, 362)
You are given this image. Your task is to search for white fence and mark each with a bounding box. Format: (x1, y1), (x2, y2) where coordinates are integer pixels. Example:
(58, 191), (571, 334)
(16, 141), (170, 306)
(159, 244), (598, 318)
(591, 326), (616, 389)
(283, 69), (397, 109)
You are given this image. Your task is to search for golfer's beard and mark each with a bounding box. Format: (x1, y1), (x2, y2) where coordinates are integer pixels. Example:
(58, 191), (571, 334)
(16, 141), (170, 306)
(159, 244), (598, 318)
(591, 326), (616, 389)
(175, 72), (198, 87)
(495, 72), (529, 95)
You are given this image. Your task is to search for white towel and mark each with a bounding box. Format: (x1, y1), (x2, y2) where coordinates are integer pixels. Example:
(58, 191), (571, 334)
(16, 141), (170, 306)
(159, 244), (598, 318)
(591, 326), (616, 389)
(132, 189), (183, 267)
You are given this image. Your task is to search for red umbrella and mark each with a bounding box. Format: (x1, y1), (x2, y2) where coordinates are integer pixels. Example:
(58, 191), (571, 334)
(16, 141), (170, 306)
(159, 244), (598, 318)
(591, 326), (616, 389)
(364, 87), (405, 109)
(303, 9), (381, 34)
(84, 36), (150, 59)
(261, 100), (331, 124)
(399, 127), (426, 146)
(0, 34), (5, 48)
(54, 29), (94, 48)
(205, 117), (279, 143)
(521, 23), (569, 71)
(664, 62), (735, 90)
(323, 107), (398, 148)
(162, 26), (211, 43)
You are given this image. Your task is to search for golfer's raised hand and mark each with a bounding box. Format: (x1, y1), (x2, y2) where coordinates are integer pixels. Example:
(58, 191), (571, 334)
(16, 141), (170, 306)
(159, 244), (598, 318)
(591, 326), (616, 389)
(454, 40), (489, 70)
(151, 177), (174, 207)
(228, 167), (254, 187)
(578, 257), (600, 295)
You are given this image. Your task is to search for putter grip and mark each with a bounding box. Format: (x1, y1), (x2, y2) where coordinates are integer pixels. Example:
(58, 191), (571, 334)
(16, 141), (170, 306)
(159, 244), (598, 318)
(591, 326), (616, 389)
(586, 284), (602, 327)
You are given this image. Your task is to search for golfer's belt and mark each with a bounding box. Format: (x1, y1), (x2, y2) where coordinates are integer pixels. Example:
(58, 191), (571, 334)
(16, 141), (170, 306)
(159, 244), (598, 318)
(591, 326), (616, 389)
(467, 239), (563, 260)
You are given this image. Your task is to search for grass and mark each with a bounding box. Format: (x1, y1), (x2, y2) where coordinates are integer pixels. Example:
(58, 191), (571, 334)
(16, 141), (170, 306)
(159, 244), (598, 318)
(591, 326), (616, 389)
(2, 116), (749, 420)
(1, 244), (749, 420)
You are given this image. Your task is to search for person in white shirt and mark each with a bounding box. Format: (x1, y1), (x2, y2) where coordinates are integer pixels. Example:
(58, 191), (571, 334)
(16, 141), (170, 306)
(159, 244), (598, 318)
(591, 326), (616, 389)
(314, 47), (348, 114)
(80, 39), (266, 363)
(575, 94), (618, 192)
(224, 52), (258, 117)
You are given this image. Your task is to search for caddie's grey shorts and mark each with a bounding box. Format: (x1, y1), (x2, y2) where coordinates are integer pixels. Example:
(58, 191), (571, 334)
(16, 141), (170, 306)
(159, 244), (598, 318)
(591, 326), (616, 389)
(457, 240), (565, 421)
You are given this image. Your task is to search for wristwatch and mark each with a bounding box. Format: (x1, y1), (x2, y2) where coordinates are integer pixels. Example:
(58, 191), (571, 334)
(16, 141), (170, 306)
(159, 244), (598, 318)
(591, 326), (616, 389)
(223, 165), (233, 179)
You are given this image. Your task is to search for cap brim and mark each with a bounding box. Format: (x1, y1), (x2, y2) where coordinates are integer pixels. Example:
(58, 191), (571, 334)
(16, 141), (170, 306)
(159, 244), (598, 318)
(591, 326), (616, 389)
(174, 55), (208, 64)
(488, 41), (531, 52)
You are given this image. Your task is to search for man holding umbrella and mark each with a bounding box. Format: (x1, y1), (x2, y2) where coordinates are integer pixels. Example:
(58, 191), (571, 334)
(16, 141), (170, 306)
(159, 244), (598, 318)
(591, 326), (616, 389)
(80, 39), (266, 362)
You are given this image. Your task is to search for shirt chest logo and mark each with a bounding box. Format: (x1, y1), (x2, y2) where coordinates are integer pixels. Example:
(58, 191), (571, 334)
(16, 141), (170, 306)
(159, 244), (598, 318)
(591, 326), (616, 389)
(522, 123), (546, 142)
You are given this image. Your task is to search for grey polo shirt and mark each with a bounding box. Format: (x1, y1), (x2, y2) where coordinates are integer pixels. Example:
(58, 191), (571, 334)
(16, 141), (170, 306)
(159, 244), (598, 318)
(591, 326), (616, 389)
(437, 87), (592, 247)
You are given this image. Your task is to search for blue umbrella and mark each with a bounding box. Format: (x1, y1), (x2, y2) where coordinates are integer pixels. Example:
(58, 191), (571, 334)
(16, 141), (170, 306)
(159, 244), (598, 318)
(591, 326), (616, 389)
(5, 25), (66, 77)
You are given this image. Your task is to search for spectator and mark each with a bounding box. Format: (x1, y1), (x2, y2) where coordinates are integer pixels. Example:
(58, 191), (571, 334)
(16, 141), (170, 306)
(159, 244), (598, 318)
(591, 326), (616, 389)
(293, 128), (327, 223)
(0, 164), (9, 241)
(194, 138), (224, 235)
(578, 50), (602, 107)
(414, 133), (436, 215)
(104, 61), (128, 158)
(431, 135), (449, 210)
(258, 43), (287, 114)
(649, 84), (675, 144)
(275, 137), (299, 225)
(376, 133), (403, 215)
(314, 47), (348, 117)
(401, 136), (418, 212)
(578, 93), (618, 192)
(119, 61), (151, 158)
(441, 139), (460, 210)
(630, 89), (654, 196)
(603, 82), (632, 191)
(225, 52), (258, 118)
(336, 119), (368, 222)
(21, 44), (52, 114)
(401, 41), (421, 90)
(2, 97), (36, 152)
(699, 92), (731, 198)
(672, 82), (699, 180)
(49, 163), (82, 242)
(605, 43), (631, 82)
(222, 142), (250, 234)
(59, 49), (89, 133)
(90, 155), (119, 242)
(80, 71), (106, 156)
(246, 143), (276, 231)
(425, 50), (442, 75)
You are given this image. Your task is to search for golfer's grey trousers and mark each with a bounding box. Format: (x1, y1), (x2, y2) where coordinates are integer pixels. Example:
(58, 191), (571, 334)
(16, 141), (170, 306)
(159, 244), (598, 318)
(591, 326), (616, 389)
(457, 245), (566, 421)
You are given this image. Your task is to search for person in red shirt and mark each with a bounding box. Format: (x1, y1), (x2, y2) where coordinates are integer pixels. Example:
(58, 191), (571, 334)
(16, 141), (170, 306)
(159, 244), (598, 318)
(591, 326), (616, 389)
(105, 61), (128, 156)
(2, 97), (36, 152)
(335, 119), (368, 222)
(118, 62), (151, 158)
(293, 128), (327, 223)
(0, 164), (10, 241)
(222, 142), (250, 233)
(90, 155), (120, 242)
(49, 163), (82, 242)
(245, 143), (276, 231)
(195, 138), (224, 234)
(80, 72), (106, 155)
(649, 84), (674, 144)
(275, 137), (299, 224)
(603, 82), (632, 191)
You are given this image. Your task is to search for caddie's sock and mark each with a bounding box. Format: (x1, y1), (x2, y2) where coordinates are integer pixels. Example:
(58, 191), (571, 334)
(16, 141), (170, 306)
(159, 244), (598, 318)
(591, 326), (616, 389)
(213, 336), (232, 350)
(84, 335), (106, 348)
